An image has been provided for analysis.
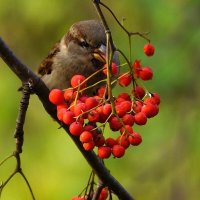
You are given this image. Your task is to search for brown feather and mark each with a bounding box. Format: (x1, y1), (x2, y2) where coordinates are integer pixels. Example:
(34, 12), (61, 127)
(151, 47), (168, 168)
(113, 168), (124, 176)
(37, 42), (60, 75)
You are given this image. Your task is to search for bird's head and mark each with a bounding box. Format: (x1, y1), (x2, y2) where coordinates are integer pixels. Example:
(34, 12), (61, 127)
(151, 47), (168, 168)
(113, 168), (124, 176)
(63, 20), (118, 69)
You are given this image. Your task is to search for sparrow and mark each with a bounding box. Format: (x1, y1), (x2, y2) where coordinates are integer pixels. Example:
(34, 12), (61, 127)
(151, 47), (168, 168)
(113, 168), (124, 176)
(37, 20), (119, 95)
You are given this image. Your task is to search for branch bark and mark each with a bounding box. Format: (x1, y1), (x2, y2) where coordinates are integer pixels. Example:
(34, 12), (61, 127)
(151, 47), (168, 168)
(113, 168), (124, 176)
(0, 37), (134, 200)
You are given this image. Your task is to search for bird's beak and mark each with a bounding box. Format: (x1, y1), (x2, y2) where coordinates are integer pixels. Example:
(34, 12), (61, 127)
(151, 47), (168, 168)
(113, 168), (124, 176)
(92, 44), (106, 63)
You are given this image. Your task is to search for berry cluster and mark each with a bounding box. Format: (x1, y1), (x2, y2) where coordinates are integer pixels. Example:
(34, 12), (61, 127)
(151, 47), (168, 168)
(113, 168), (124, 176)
(49, 43), (159, 160)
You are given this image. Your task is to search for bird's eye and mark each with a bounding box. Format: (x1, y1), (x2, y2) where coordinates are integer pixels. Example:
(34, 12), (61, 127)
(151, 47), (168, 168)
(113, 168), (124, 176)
(80, 41), (90, 48)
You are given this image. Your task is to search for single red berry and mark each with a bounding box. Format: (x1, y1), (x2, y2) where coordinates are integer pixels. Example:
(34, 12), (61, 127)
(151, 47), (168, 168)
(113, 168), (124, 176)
(83, 141), (95, 151)
(118, 73), (132, 87)
(109, 116), (123, 131)
(115, 97), (126, 105)
(62, 111), (75, 124)
(133, 59), (141, 77)
(69, 122), (83, 136)
(129, 132), (142, 146)
(49, 89), (64, 105)
(83, 124), (95, 132)
(132, 86), (146, 99)
(98, 188), (109, 200)
(118, 92), (131, 101)
(144, 43), (155, 56)
(152, 92), (161, 105)
(64, 88), (74, 102)
(139, 67), (153, 81)
(112, 145), (125, 158)
(88, 110), (99, 122)
(80, 131), (93, 143)
(98, 86), (107, 98)
(105, 138), (118, 148)
(141, 103), (159, 118)
(134, 112), (147, 125)
(120, 101), (132, 112)
(71, 75), (86, 89)
(115, 105), (126, 118)
(102, 104), (112, 117)
(122, 114), (134, 126)
(85, 97), (99, 110)
(98, 146), (111, 159)
(103, 62), (118, 75)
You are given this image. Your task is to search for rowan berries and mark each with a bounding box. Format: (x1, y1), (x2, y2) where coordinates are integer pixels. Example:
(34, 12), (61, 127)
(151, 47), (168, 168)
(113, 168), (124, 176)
(144, 43), (155, 56)
(49, 89), (64, 105)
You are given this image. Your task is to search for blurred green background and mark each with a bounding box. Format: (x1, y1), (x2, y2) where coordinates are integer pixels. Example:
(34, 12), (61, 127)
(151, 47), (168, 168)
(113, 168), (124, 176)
(0, 0), (200, 199)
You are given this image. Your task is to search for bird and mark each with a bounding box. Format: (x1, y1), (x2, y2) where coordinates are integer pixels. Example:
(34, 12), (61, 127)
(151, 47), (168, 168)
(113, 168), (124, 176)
(37, 20), (119, 95)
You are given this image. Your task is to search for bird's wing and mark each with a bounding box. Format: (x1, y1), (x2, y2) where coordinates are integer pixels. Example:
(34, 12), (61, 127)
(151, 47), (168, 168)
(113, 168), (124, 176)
(37, 41), (60, 76)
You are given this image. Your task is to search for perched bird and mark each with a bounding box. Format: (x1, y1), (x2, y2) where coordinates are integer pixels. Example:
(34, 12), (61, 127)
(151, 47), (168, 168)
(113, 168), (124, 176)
(38, 20), (119, 95)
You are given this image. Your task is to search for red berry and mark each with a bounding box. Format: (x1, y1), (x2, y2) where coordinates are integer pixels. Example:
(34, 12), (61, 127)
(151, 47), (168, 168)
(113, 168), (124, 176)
(122, 114), (135, 126)
(132, 86), (146, 99)
(109, 116), (123, 131)
(83, 141), (95, 151)
(85, 97), (99, 110)
(118, 73), (132, 87)
(83, 124), (95, 132)
(129, 132), (142, 146)
(71, 75), (86, 89)
(141, 103), (159, 118)
(98, 146), (111, 159)
(144, 43), (155, 56)
(115, 105), (126, 118)
(49, 89), (64, 105)
(112, 145), (125, 158)
(133, 59), (141, 77)
(88, 110), (99, 122)
(98, 188), (109, 200)
(69, 122), (83, 136)
(152, 92), (161, 105)
(80, 131), (93, 143)
(120, 101), (132, 112)
(98, 86), (107, 98)
(63, 111), (75, 125)
(118, 93), (131, 101)
(64, 88), (74, 102)
(115, 97), (126, 105)
(102, 104), (112, 117)
(105, 138), (118, 148)
(134, 112), (147, 125)
(139, 67), (153, 81)
(103, 62), (118, 75)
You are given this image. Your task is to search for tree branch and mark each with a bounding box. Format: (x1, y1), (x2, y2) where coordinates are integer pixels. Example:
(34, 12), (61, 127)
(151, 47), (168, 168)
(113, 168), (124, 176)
(0, 37), (134, 199)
